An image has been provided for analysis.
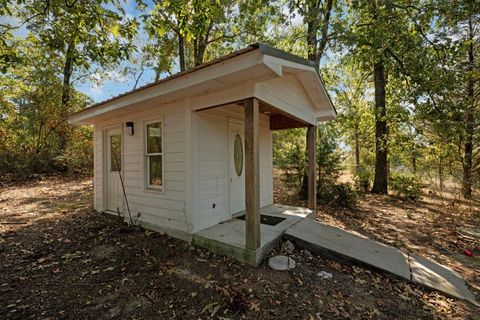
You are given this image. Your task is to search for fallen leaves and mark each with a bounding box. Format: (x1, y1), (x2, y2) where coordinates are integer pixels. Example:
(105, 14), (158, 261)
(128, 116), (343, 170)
(0, 176), (478, 319)
(249, 300), (260, 312)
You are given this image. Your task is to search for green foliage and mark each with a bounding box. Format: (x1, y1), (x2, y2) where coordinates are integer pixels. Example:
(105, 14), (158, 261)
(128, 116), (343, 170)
(272, 128), (306, 192)
(56, 126), (94, 174)
(318, 182), (358, 209)
(20, 0), (138, 70)
(273, 123), (357, 208)
(0, 0), (138, 180)
(141, 0), (280, 71)
(316, 124), (358, 208)
(316, 124), (342, 191)
(389, 173), (424, 200)
(0, 40), (92, 178)
(354, 167), (373, 193)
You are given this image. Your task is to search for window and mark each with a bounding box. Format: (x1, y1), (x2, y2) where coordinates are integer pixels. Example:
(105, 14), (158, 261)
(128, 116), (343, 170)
(110, 134), (121, 172)
(234, 134), (243, 176)
(146, 121), (163, 188)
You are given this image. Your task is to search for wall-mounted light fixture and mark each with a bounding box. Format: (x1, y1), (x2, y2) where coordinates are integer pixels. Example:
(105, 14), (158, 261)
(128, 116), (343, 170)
(125, 121), (134, 136)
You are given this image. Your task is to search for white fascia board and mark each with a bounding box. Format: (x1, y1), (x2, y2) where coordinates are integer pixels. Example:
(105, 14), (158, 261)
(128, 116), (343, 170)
(262, 55), (283, 76)
(263, 55), (313, 73)
(316, 109), (336, 122)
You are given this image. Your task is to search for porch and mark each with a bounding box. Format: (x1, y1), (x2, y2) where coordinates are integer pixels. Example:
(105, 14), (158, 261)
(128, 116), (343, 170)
(193, 95), (318, 265)
(192, 204), (312, 265)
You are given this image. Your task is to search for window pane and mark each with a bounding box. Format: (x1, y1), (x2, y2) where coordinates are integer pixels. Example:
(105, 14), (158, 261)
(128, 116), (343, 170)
(234, 134), (243, 176)
(149, 155), (162, 186)
(147, 122), (162, 154)
(110, 134), (121, 171)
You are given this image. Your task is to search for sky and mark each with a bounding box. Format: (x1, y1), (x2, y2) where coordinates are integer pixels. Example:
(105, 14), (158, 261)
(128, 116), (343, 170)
(76, 0), (155, 103)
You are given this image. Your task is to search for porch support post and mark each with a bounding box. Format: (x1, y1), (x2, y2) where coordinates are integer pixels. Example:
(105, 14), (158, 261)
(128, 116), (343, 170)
(307, 125), (317, 212)
(245, 97), (261, 250)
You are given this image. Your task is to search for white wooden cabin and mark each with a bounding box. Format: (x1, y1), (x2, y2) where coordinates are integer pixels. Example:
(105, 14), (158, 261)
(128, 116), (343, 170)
(69, 44), (335, 264)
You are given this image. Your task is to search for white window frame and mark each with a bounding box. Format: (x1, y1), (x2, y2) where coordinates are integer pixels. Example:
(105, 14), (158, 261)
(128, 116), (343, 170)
(145, 118), (164, 191)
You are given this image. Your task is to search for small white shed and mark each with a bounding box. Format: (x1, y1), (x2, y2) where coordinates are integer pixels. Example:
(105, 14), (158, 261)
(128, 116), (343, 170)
(69, 44), (335, 263)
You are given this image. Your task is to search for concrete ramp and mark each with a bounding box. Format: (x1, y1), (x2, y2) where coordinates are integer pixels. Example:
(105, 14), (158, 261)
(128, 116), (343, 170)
(285, 218), (479, 306)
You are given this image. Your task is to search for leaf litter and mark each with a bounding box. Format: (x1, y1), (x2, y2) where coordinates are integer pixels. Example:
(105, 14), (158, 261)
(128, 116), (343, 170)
(0, 176), (478, 319)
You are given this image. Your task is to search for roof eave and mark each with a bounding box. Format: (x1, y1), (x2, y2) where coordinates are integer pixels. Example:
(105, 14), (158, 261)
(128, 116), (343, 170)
(69, 43), (337, 125)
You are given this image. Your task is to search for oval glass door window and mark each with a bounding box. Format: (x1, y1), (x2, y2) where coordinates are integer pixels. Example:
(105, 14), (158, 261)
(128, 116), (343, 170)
(234, 134), (243, 176)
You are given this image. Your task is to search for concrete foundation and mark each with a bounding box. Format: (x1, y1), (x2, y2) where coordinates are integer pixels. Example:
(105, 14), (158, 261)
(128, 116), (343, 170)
(192, 204), (311, 265)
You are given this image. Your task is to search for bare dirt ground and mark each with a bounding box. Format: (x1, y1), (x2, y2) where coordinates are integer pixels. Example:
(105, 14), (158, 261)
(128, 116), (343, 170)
(0, 176), (479, 319)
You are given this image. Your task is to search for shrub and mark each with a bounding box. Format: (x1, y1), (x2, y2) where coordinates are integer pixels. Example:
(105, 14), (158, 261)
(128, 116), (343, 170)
(389, 173), (424, 200)
(55, 126), (94, 174)
(318, 182), (358, 209)
(354, 167), (372, 192)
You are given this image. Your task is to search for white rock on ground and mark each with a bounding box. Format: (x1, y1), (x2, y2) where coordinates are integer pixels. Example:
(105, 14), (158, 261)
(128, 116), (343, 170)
(268, 255), (296, 271)
(316, 271), (333, 280)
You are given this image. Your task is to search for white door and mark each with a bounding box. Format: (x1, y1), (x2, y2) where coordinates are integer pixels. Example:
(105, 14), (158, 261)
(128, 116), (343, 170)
(228, 120), (245, 215)
(106, 128), (123, 214)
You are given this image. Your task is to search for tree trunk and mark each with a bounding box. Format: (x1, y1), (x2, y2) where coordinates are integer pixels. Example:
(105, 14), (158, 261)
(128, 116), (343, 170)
(61, 45), (74, 107)
(305, 0), (334, 67)
(462, 18), (474, 199)
(59, 41), (75, 152)
(303, 5), (318, 200)
(315, 0), (334, 67)
(133, 69), (144, 89)
(306, 6), (318, 63)
(178, 33), (186, 72)
(354, 124), (360, 174)
(371, 61), (388, 194)
(438, 159), (444, 191)
(299, 171), (308, 200)
(195, 40), (207, 66)
(411, 154), (417, 174)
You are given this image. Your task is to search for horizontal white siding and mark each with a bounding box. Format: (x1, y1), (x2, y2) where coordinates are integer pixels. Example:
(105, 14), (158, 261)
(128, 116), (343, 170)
(191, 104), (273, 233)
(89, 70), (319, 238)
(94, 101), (188, 233)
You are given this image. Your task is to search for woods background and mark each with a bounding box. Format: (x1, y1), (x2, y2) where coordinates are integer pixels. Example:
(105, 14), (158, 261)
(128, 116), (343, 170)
(0, 0), (478, 202)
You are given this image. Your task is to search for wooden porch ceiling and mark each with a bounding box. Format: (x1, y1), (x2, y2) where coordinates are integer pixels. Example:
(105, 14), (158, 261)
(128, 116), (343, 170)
(259, 102), (308, 131)
(195, 98), (310, 131)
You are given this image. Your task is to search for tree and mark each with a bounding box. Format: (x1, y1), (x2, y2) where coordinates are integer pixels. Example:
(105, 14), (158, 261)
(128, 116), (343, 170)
(142, 0), (229, 71)
(463, 17), (476, 198)
(339, 0), (438, 194)
(0, 38), (92, 176)
(332, 58), (374, 176)
(0, 1), (21, 73)
(141, 0), (278, 74)
(287, 0), (336, 66)
(17, 0), (137, 151)
(416, 0), (479, 198)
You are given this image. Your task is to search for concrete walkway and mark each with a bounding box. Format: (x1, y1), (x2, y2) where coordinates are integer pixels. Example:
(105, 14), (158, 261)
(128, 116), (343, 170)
(284, 218), (479, 306)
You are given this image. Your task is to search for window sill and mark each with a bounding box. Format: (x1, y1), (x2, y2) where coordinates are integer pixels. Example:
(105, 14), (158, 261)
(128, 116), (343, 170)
(144, 187), (165, 194)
